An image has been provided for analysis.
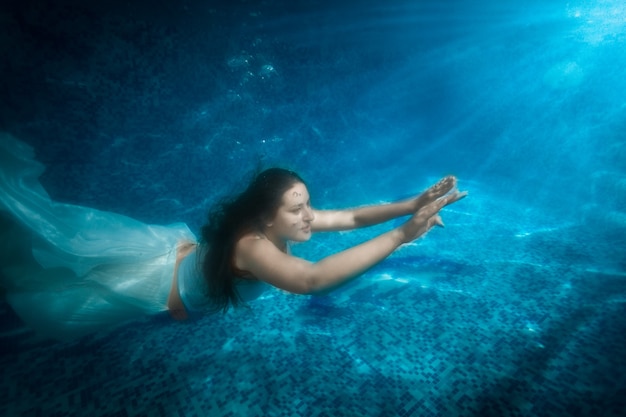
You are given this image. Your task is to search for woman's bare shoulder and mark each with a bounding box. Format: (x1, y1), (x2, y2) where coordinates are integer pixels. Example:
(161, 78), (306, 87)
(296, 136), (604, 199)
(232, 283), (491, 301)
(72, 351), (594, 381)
(233, 233), (272, 269)
(235, 232), (266, 250)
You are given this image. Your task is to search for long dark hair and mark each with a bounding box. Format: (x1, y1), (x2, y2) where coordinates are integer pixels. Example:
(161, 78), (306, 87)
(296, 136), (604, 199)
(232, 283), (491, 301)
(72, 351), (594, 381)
(200, 168), (305, 313)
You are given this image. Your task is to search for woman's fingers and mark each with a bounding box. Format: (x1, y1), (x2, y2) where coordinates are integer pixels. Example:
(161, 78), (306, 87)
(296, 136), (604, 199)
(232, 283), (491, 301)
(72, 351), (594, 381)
(417, 176), (457, 206)
(169, 309), (188, 321)
(428, 189), (467, 213)
(402, 182), (466, 242)
(418, 196), (447, 218)
(432, 214), (444, 228)
(444, 190), (468, 206)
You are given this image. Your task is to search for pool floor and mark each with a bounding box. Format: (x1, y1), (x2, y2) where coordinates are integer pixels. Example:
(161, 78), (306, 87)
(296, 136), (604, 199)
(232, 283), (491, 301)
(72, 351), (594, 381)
(1, 200), (625, 417)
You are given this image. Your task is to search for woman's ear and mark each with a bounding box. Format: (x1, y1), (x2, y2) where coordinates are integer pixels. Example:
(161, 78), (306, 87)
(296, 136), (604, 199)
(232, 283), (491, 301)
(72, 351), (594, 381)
(259, 215), (273, 228)
(261, 212), (274, 228)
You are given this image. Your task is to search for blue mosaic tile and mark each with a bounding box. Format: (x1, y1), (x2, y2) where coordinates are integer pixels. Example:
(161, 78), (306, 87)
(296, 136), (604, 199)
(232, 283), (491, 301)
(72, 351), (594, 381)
(2, 213), (626, 417)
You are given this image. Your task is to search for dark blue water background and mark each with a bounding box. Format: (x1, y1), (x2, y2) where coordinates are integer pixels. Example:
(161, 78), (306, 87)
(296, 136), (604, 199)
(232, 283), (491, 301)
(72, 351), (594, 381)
(4, 0), (624, 235)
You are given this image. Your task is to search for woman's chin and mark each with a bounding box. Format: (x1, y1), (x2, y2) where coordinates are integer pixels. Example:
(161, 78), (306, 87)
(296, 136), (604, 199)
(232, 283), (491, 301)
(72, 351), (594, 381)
(293, 231), (312, 242)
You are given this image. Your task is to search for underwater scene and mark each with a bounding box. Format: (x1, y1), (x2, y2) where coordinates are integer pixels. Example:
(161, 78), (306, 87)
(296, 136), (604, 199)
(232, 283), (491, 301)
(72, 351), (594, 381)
(1, 0), (625, 416)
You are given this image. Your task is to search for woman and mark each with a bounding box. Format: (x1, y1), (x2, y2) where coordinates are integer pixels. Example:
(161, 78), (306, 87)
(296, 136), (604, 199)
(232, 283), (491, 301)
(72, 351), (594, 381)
(167, 168), (466, 320)
(0, 134), (465, 339)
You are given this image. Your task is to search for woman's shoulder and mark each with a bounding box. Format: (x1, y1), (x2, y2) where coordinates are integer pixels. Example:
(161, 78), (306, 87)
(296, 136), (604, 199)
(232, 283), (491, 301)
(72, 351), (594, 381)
(234, 232), (271, 255)
(237, 231), (266, 243)
(233, 232), (266, 276)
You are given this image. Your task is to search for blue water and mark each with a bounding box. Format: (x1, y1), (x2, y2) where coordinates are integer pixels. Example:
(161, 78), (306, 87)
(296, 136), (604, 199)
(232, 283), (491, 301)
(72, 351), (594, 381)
(1, 0), (625, 416)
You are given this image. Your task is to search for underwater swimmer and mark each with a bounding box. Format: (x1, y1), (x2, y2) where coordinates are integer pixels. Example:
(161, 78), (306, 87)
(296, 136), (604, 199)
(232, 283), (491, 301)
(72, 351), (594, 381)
(1, 137), (466, 338)
(167, 169), (467, 319)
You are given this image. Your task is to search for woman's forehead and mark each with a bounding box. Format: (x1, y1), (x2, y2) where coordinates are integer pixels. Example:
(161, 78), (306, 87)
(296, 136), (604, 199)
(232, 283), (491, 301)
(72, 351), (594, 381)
(282, 183), (309, 204)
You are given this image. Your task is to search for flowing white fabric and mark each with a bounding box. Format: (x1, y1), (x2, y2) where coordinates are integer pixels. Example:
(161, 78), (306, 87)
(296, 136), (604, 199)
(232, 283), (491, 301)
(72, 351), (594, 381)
(0, 133), (197, 340)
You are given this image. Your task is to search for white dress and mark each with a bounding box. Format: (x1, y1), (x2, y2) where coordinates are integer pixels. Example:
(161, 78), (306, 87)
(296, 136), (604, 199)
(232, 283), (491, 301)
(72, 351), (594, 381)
(0, 133), (197, 340)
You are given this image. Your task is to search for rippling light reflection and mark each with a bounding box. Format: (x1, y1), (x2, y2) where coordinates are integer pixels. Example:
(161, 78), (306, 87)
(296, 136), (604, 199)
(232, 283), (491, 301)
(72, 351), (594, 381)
(568, 0), (626, 44)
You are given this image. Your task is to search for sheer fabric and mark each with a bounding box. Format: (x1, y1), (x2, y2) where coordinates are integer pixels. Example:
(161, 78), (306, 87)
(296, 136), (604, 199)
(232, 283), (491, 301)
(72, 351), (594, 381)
(0, 134), (196, 340)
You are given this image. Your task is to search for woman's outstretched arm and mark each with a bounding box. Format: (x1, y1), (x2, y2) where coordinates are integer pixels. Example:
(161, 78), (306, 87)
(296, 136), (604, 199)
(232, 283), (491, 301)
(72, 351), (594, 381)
(311, 175), (458, 232)
(235, 189), (466, 294)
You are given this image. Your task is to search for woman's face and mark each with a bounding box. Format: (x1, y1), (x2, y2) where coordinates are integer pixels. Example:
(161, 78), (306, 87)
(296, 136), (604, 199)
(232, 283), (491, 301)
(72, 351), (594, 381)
(266, 182), (315, 243)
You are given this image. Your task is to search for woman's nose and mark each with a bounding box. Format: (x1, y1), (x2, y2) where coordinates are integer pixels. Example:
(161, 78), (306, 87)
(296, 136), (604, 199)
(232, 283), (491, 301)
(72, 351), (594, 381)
(303, 206), (315, 221)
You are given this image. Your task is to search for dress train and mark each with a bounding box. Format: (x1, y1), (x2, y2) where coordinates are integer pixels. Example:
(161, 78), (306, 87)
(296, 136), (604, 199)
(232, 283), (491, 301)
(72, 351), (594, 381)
(0, 133), (196, 340)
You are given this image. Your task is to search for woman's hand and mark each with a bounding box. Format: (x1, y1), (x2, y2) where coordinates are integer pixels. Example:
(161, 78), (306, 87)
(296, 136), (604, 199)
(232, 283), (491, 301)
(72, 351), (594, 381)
(167, 241), (197, 321)
(399, 189), (467, 243)
(410, 175), (458, 212)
